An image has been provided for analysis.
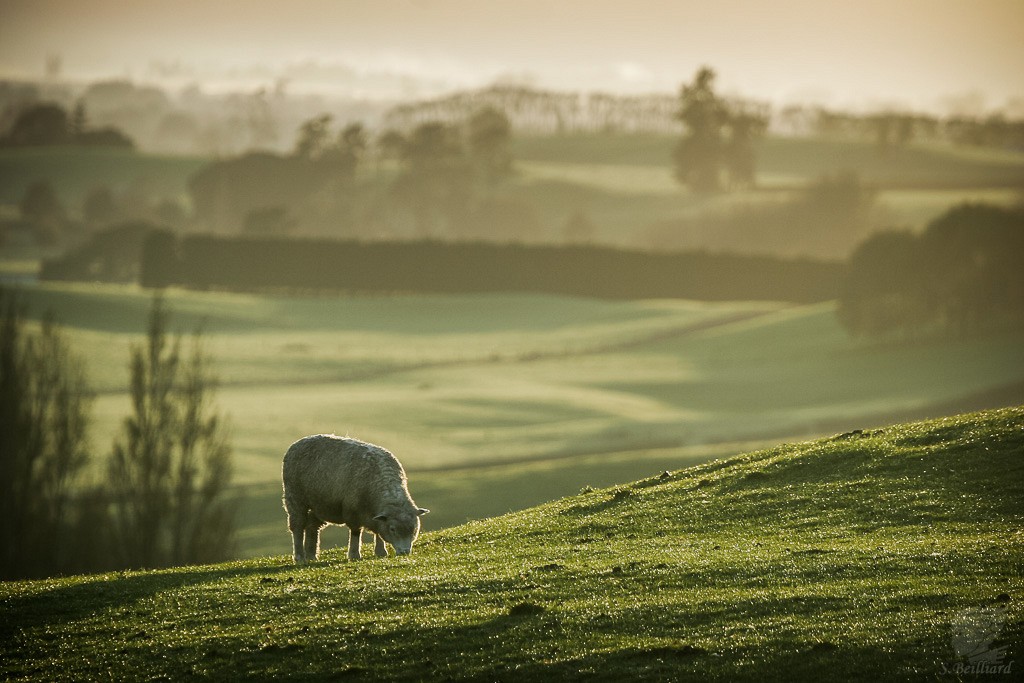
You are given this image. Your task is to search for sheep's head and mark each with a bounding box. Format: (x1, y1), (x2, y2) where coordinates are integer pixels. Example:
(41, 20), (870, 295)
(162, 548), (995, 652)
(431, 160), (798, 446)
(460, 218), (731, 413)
(373, 507), (429, 555)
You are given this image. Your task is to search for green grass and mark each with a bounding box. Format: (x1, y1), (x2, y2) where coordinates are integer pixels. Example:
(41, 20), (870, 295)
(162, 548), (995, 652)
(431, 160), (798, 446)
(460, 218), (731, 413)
(13, 284), (1024, 561)
(3, 407), (1021, 681)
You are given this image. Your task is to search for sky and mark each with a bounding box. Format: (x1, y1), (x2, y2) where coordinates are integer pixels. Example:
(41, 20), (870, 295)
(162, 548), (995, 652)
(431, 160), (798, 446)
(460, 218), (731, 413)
(1, 0), (1022, 113)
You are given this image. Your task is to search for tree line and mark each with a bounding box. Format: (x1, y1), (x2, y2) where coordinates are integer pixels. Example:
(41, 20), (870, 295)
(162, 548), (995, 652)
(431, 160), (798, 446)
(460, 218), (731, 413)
(838, 203), (1024, 339)
(776, 104), (1024, 153)
(0, 291), (234, 580)
(186, 106), (519, 241)
(0, 101), (134, 149)
(383, 84), (682, 135)
(4, 73), (1021, 159)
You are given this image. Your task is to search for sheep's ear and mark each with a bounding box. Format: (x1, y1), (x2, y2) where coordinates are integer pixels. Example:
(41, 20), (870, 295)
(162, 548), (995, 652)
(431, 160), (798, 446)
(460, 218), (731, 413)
(373, 513), (388, 522)
(417, 508), (430, 516)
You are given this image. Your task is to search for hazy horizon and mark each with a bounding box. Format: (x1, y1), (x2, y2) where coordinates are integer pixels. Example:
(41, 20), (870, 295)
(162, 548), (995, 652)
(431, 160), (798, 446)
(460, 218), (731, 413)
(1, 0), (1023, 115)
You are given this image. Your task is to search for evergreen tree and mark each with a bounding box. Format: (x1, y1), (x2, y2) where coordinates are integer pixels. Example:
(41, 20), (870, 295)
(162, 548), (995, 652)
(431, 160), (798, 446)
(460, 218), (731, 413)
(467, 106), (513, 186)
(672, 67), (728, 193)
(0, 288), (92, 579)
(108, 296), (234, 569)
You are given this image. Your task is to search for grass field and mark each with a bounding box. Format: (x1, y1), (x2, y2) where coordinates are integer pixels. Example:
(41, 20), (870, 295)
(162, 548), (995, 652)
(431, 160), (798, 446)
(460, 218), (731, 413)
(12, 283), (1024, 559)
(509, 134), (1024, 251)
(2, 406), (1021, 681)
(3, 134), (1021, 258)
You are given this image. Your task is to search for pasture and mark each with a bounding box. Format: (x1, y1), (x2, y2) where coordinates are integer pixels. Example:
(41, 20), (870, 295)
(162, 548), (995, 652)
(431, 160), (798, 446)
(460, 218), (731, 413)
(13, 283), (1024, 559)
(3, 133), (1022, 259)
(3, 406), (1021, 681)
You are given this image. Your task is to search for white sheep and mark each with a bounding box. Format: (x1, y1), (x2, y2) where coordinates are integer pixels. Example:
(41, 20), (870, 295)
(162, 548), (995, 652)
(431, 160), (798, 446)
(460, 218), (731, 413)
(282, 435), (429, 563)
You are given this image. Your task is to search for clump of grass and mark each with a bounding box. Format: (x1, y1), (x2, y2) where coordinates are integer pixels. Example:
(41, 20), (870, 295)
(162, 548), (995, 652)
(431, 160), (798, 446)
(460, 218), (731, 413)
(2, 406), (1022, 682)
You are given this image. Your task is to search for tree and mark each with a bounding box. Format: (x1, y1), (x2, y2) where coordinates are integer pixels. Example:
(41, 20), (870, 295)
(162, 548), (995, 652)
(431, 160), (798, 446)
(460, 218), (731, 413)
(0, 101), (133, 149)
(1, 103), (70, 146)
(392, 122), (473, 236)
(672, 67), (728, 193)
(316, 121), (365, 180)
(294, 114), (333, 160)
(188, 151), (323, 231)
(107, 296), (234, 569)
(467, 106), (513, 186)
(0, 288), (93, 579)
(723, 110), (765, 189)
(338, 122), (368, 164)
(837, 203), (1024, 339)
(69, 101), (87, 139)
(377, 129), (407, 162)
(837, 230), (926, 338)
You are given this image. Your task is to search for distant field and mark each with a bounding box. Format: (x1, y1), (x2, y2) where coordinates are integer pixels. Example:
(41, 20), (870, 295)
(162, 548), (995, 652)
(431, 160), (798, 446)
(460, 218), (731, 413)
(14, 283), (1024, 558)
(510, 134), (1024, 249)
(2, 135), (1021, 258)
(512, 132), (1024, 187)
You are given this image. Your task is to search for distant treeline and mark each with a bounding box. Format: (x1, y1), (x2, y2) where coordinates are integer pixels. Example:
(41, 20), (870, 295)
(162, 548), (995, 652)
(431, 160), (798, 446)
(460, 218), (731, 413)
(122, 234), (841, 302)
(839, 203), (1024, 338)
(385, 85), (1024, 150)
(0, 102), (134, 149)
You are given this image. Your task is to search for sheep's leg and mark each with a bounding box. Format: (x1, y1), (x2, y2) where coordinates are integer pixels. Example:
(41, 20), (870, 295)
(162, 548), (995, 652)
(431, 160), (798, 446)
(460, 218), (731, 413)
(374, 534), (388, 558)
(347, 526), (363, 560)
(303, 515), (325, 562)
(284, 498), (308, 565)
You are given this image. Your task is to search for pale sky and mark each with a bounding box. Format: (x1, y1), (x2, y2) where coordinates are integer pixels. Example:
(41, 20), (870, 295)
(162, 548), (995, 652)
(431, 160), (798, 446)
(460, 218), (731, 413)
(1, 0), (1022, 112)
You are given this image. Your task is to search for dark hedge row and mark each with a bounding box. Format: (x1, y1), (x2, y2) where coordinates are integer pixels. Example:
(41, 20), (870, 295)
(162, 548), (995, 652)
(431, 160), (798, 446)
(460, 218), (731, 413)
(140, 232), (841, 302)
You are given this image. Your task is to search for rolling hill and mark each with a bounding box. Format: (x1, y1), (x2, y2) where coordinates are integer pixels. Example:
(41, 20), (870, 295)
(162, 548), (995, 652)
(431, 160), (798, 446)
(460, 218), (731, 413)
(2, 406), (1021, 681)
(3, 134), (1022, 259)
(11, 284), (1024, 558)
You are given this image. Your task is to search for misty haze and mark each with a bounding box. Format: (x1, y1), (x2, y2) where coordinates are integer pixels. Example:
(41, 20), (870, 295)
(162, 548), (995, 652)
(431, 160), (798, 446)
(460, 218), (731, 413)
(1, 2), (1022, 681)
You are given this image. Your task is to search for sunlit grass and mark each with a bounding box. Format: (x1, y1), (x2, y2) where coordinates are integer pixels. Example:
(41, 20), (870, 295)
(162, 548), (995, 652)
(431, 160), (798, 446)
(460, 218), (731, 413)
(3, 407), (1021, 682)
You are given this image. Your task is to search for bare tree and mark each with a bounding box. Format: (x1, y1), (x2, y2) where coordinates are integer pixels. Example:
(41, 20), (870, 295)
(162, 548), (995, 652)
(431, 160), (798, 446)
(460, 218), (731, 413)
(108, 295), (234, 569)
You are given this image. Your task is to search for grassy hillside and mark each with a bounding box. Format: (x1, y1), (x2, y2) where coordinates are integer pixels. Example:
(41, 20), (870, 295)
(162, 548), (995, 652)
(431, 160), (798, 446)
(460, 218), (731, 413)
(2, 407), (1021, 681)
(14, 283), (1024, 558)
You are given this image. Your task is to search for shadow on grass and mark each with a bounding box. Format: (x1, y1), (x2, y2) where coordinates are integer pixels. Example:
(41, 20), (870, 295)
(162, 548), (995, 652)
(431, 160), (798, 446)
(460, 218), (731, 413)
(1, 560), (299, 635)
(232, 588), (945, 683)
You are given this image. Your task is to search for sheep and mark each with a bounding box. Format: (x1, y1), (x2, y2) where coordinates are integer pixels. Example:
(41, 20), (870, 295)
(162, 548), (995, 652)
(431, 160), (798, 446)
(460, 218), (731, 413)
(282, 434), (429, 564)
